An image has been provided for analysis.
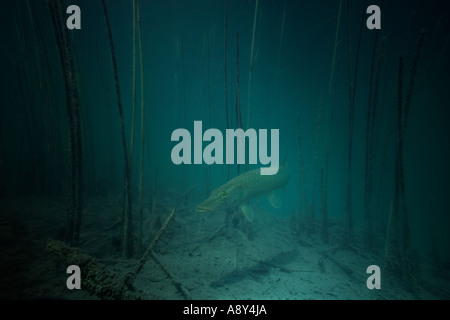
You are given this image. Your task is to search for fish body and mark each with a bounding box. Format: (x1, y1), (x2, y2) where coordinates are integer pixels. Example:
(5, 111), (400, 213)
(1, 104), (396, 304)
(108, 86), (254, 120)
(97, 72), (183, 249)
(196, 164), (290, 221)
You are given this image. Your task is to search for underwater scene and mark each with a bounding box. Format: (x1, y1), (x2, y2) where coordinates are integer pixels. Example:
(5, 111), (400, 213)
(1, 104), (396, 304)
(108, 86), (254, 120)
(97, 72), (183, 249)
(0, 0), (449, 301)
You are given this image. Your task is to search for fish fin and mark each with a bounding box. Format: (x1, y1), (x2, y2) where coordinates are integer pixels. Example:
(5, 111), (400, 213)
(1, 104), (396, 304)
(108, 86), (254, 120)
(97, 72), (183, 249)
(240, 204), (254, 222)
(268, 192), (282, 209)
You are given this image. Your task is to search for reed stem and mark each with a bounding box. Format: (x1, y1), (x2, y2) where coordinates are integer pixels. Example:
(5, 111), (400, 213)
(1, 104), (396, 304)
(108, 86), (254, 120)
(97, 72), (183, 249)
(101, 0), (133, 258)
(247, 0), (259, 129)
(235, 32), (243, 175)
(130, 0), (137, 173)
(48, 0), (82, 246)
(224, 0), (230, 179)
(136, 0), (146, 256)
(343, 2), (364, 245)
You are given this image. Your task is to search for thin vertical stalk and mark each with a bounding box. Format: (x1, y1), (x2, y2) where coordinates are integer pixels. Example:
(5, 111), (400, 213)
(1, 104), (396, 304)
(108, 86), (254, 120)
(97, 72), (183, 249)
(400, 29), (425, 291)
(224, 0), (230, 179)
(364, 29), (380, 249)
(343, 2), (363, 246)
(274, 0), (286, 104)
(136, 0), (146, 256)
(311, 98), (323, 235)
(181, 37), (187, 123)
(130, 0), (137, 171)
(296, 113), (307, 218)
(247, 0), (259, 129)
(385, 56), (404, 280)
(101, 0), (133, 258)
(320, 169), (328, 243)
(328, 0), (342, 96)
(205, 28), (214, 195)
(235, 32), (243, 175)
(48, 0), (82, 246)
(321, 0), (342, 243)
(365, 35), (386, 249)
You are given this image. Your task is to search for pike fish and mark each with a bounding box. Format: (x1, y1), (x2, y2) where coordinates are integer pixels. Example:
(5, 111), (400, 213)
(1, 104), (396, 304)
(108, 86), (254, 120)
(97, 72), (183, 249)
(195, 162), (290, 221)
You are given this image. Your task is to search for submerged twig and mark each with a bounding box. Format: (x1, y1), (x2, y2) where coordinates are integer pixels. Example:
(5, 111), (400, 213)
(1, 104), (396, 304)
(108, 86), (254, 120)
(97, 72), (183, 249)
(128, 207), (177, 283)
(150, 253), (191, 299)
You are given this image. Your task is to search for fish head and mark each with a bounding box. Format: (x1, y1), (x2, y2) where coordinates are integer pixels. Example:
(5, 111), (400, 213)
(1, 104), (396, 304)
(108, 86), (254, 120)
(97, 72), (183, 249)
(195, 189), (228, 213)
(195, 186), (245, 213)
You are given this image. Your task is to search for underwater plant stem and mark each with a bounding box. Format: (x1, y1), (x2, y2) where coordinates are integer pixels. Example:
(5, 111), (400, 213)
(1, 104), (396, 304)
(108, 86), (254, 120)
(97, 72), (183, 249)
(224, 0), (229, 128)
(328, 0), (342, 96)
(384, 56), (404, 279)
(130, 0), (137, 172)
(247, 0), (259, 129)
(317, 0), (342, 243)
(384, 197), (402, 278)
(296, 113), (307, 218)
(311, 98), (324, 234)
(364, 29), (380, 249)
(236, 32), (243, 175)
(343, 2), (363, 246)
(365, 35), (386, 250)
(322, 99), (335, 244)
(400, 30), (425, 290)
(205, 28), (213, 195)
(402, 29), (425, 137)
(136, 0), (145, 256)
(428, 198), (440, 268)
(48, 0), (82, 246)
(320, 169), (329, 243)
(101, 0), (133, 258)
(224, 0), (230, 179)
(274, 0), (286, 103)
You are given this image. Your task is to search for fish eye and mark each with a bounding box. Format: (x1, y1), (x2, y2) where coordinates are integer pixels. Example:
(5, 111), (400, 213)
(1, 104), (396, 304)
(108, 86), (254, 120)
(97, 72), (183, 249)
(219, 191), (227, 198)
